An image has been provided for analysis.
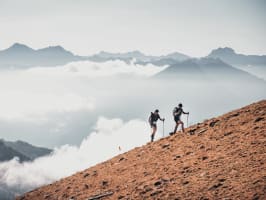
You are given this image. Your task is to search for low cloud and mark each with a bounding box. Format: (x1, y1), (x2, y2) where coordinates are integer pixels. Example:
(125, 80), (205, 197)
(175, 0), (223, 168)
(27, 60), (167, 78)
(0, 117), (152, 196)
(0, 60), (165, 122)
(0, 91), (94, 121)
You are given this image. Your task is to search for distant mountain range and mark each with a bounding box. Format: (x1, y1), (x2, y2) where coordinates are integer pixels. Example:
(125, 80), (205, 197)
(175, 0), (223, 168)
(0, 43), (190, 69)
(155, 57), (265, 83)
(0, 43), (81, 69)
(0, 139), (52, 162)
(0, 43), (265, 81)
(89, 50), (190, 63)
(208, 47), (266, 66)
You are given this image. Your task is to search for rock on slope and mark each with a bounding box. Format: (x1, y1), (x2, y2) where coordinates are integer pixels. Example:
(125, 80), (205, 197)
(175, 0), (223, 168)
(18, 100), (266, 200)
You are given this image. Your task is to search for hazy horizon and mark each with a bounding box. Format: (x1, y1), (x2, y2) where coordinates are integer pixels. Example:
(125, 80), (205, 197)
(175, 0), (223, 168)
(1, 0), (266, 57)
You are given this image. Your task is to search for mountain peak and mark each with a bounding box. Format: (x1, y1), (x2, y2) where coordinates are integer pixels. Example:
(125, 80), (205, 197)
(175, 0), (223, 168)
(7, 43), (33, 52)
(209, 47), (236, 56)
(38, 45), (66, 52)
(127, 50), (145, 56)
(208, 47), (266, 66)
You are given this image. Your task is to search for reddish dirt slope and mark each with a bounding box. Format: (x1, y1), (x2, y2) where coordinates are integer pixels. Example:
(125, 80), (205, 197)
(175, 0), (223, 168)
(18, 100), (266, 200)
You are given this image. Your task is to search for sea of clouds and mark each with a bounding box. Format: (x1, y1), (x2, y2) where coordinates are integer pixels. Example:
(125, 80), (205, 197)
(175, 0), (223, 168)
(0, 60), (166, 121)
(0, 117), (150, 196)
(0, 60), (167, 198)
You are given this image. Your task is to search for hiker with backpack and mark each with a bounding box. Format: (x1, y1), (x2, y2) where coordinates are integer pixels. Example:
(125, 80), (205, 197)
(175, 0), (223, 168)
(148, 109), (165, 142)
(171, 103), (189, 135)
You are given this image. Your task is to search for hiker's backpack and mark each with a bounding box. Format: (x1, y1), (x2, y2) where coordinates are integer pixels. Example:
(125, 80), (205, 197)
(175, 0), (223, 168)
(148, 112), (154, 123)
(173, 107), (182, 117)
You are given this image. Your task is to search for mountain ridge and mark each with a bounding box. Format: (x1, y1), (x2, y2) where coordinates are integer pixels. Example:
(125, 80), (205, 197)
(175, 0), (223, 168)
(0, 43), (189, 69)
(154, 57), (266, 84)
(0, 140), (30, 162)
(0, 139), (52, 162)
(208, 47), (266, 66)
(17, 100), (266, 200)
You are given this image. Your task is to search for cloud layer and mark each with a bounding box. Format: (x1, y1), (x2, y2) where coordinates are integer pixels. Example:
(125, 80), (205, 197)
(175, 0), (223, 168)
(0, 117), (151, 194)
(0, 91), (94, 121)
(28, 60), (166, 78)
(0, 60), (165, 121)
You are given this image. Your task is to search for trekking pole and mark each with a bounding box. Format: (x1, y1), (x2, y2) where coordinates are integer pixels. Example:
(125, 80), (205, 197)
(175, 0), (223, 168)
(162, 120), (164, 137)
(187, 114), (189, 128)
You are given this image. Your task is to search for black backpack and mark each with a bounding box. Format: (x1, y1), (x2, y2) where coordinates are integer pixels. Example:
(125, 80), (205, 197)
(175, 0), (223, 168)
(149, 112), (154, 123)
(173, 107), (182, 117)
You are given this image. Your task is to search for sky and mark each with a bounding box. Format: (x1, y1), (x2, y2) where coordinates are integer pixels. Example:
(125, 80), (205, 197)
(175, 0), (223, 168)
(0, 0), (265, 57)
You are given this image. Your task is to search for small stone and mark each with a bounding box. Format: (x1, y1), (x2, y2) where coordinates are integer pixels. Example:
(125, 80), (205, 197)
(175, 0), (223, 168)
(224, 132), (232, 136)
(209, 120), (219, 127)
(173, 155), (181, 160)
(252, 193), (259, 200)
(188, 128), (197, 135)
(102, 180), (108, 186)
(150, 190), (162, 196)
(253, 179), (261, 185)
(162, 144), (170, 148)
(84, 184), (89, 189)
(208, 183), (223, 190)
(142, 185), (153, 193)
(143, 171), (149, 176)
(230, 113), (239, 118)
(162, 178), (169, 182)
(119, 157), (125, 162)
(202, 156), (208, 161)
(199, 145), (205, 149)
(218, 178), (226, 182)
(44, 194), (51, 199)
(183, 181), (189, 185)
(200, 197), (209, 200)
(154, 181), (162, 187)
(254, 117), (264, 122)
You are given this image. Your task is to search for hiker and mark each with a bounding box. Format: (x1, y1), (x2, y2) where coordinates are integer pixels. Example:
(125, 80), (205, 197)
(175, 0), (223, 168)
(148, 109), (165, 142)
(171, 103), (189, 134)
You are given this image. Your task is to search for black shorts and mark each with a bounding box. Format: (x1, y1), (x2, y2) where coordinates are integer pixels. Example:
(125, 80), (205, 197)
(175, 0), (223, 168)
(150, 122), (157, 128)
(174, 116), (181, 123)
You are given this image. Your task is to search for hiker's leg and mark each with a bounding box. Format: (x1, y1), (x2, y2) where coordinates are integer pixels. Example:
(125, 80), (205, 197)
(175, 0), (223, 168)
(152, 126), (157, 136)
(151, 126), (156, 142)
(180, 121), (185, 132)
(173, 123), (178, 134)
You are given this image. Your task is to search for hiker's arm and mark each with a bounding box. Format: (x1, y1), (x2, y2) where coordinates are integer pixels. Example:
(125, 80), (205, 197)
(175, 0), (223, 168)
(183, 111), (189, 115)
(159, 116), (165, 121)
